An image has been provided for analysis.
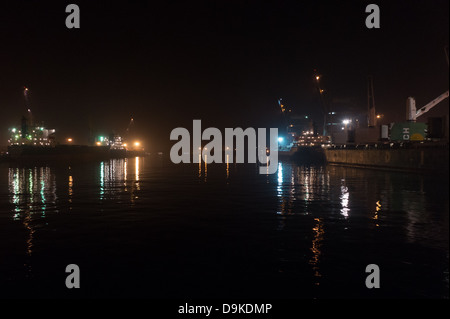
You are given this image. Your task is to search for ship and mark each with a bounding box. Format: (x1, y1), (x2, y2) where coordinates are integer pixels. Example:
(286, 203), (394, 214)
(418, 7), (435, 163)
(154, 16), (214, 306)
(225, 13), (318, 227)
(323, 141), (449, 172)
(322, 83), (449, 172)
(2, 111), (146, 164)
(277, 97), (329, 164)
(278, 131), (328, 164)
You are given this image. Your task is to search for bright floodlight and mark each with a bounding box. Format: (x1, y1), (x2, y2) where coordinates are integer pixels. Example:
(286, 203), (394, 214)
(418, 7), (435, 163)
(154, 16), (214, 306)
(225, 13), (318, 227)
(278, 137), (284, 143)
(342, 119), (350, 125)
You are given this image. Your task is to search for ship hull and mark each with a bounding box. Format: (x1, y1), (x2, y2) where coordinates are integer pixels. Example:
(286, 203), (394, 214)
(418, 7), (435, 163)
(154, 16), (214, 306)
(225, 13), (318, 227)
(3, 145), (146, 163)
(279, 146), (327, 164)
(323, 144), (449, 172)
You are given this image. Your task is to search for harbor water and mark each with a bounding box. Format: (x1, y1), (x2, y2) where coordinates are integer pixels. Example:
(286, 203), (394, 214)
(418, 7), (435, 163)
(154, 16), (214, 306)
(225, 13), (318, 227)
(0, 155), (448, 298)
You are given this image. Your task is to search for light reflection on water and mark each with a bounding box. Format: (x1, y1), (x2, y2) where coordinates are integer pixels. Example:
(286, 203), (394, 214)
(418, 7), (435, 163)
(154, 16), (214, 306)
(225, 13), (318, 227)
(9, 167), (56, 219)
(6, 158), (143, 255)
(7, 166), (57, 277)
(97, 157), (142, 202)
(272, 161), (448, 296)
(1, 157), (448, 298)
(276, 163), (333, 216)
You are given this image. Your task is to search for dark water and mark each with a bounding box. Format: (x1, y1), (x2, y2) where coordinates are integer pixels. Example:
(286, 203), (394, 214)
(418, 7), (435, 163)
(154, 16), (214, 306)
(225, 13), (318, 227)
(0, 155), (448, 299)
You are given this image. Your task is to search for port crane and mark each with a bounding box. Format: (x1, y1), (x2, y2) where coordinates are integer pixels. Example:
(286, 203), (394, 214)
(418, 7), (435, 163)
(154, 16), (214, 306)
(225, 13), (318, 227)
(407, 46), (449, 121)
(406, 90), (449, 122)
(278, 98), (291, 127)
(313, 70), (329, 136)
(389, 90), (449, 142)
(393, 47), (450, 140)
(125, 116), (135, 134)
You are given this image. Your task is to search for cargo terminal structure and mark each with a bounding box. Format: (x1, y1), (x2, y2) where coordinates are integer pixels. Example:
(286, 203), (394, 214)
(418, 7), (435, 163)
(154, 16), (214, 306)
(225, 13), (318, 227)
(277, 66), (449, 173)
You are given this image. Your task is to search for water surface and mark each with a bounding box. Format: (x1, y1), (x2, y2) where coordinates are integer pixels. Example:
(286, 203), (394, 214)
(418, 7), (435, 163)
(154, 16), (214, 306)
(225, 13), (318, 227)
(0, 155), (448, 298)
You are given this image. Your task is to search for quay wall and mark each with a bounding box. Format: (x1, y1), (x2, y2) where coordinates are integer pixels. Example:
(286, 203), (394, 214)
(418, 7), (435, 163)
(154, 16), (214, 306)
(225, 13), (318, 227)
(324, 146), (449, 172)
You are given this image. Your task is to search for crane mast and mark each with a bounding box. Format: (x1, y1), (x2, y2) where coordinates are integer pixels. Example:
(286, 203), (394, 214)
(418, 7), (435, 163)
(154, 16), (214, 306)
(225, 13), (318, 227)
(367, 76), (377, 127)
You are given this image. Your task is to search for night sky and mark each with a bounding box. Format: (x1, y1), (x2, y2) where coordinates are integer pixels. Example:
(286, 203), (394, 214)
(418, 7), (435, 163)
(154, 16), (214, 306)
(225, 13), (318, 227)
(0, 0), (448, 152)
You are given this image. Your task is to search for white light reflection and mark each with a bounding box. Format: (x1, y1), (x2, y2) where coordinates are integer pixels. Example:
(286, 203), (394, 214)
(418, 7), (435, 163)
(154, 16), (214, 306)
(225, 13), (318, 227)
(277, 162), (283, 184)
(98, 158), (144, 203)
(100, 161), (105, 200)
(277, 162), (283, 215)
(99, 158), (133, 200)
(303, 168), (310, 203)
(276, 162), (297, 218)
(124, 158), (128, 191)
(135, 156), (140, 192)
(8, 166), (56, 261)
(340, 179), (350, 218)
